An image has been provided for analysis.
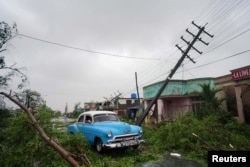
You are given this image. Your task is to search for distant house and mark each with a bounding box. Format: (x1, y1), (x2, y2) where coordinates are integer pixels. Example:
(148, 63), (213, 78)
(83, 102), (97, 111)
(143, 77), (214, 123)
(83, 97), (143, 118)
(83, 100), (115, 111)
(112, 97), (143, 118)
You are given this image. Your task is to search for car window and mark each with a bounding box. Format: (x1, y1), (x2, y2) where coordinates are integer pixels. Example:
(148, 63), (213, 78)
(94, 114), (119, 122)
(85, 115), (92, 123)
(78, 115), (84, 122)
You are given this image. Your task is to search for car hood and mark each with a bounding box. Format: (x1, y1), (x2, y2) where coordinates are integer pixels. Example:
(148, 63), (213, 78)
(94, 121), (136, 135)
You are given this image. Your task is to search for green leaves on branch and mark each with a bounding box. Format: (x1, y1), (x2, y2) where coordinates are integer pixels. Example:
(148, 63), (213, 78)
(0, 21), (27, 89)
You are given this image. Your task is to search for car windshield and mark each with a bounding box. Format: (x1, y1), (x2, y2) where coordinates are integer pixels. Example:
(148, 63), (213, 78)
(93, 114), (119, 122)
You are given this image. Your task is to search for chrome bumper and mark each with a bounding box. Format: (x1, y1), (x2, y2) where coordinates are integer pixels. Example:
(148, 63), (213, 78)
(103, 139), (145, 149)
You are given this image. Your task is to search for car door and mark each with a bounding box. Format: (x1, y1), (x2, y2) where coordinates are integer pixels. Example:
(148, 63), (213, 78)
(75, 115), (84, 133)
(80, 114), (95, 144)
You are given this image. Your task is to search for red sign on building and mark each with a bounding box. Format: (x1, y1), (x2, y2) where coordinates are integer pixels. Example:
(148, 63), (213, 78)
(231, 66), (250, 80)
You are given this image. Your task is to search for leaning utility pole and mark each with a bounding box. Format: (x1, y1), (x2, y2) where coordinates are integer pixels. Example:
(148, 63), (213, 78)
(136, 21), (213, 126)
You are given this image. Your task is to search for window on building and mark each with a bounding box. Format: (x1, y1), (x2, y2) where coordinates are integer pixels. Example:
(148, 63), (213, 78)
(191, 96), (204, 115)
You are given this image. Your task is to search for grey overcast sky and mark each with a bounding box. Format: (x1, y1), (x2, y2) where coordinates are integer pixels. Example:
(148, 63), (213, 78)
(1, 0), (250, 112)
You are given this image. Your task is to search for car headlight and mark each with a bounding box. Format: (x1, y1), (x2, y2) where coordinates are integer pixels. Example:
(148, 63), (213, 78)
(106, 131), (112, 138)
(139, 127), (143, 134)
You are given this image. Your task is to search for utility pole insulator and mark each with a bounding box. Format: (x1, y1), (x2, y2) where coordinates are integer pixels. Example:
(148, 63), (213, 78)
(202, 28), (214, 38)
(175, 44), (184, 53)
(186, 55), (196, 63)
(192, 21), (201, 29)
(186, 29), (195, 37)
(198, 38), (209, 45)
(181, 36), (202, 54)
(192, 46), (203, 54)
(176, 44), (196, 63)
(186, 29), (209, 46)
(181, 36), (190, 44)
(192, 21), (214, 38)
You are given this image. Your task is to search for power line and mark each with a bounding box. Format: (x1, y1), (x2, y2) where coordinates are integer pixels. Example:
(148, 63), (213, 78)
(135, 49), (250, 91)
(16, 33), (160, 61)
(187, 50), (250, 71)
(186, 28), (250, 65)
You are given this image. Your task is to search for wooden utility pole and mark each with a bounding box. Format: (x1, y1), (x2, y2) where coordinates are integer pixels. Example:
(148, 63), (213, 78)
(136, 21), (213, 126)
(135, 72), (141, 106)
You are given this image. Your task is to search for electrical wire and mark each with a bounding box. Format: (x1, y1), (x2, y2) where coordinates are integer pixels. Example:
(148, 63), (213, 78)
(187, 50), (250, 71)
(16, 33), (161, 61)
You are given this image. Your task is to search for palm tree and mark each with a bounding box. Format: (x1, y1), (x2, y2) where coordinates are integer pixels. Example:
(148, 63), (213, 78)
(196, 83), (224, 119)
(199, 83), (224, 110)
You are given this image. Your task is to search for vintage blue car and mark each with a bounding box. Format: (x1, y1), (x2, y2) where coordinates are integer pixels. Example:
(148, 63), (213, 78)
(67, 111), (144, 152)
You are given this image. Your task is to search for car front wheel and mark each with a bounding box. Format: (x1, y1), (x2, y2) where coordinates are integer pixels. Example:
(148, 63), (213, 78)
(95, 138), (103, 153)
(133, 145), (139, 149)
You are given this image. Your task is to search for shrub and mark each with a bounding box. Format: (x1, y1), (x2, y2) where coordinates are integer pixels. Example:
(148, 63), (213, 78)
(142, 111), (250, 166)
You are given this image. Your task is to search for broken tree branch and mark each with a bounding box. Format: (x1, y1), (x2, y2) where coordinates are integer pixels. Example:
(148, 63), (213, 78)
(0, 91), (91, 167)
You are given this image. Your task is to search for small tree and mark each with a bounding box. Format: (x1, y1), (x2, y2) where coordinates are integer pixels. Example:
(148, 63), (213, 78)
(0, 21), (27, 89)
(199, 83), (224, 111)
(196, 83), (224, 119)
(13, 89), (44, 108)
(72, 102), (83, 117)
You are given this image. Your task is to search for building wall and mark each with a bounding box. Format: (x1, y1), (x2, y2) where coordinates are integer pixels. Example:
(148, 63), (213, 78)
(214, 65), (250, 123)
(143, 78), (214, 123)
(143, 78), (214, 99)
(145, 97), (193, 123)
(162, 97), (191, 120)
(114, 98), (143, 110)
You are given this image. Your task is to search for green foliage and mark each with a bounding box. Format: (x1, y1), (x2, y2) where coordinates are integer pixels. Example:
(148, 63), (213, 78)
(0, 108), (11, 123)
(1, 106), (250, 167)
(0, 108), (12, 142)
(0, 107), (69, 166)
(13, 89), (44, 108)
(142, 112), (250, 166)
(0, 21), (27, 89)
(194, 83), (225, 119)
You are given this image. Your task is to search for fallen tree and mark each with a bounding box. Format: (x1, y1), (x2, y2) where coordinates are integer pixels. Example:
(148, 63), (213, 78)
(0, 91), (91, 167)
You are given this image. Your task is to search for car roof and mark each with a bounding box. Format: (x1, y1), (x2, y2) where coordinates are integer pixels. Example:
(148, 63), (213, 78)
(79, 111), (116, 117)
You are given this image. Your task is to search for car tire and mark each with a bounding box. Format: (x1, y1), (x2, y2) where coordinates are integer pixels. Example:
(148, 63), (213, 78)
(95, 138), (103, 153)
(133, 145), (139, 149)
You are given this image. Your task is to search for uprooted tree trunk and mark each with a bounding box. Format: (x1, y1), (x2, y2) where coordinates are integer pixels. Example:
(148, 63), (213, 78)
(0, 92), (92, 167)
